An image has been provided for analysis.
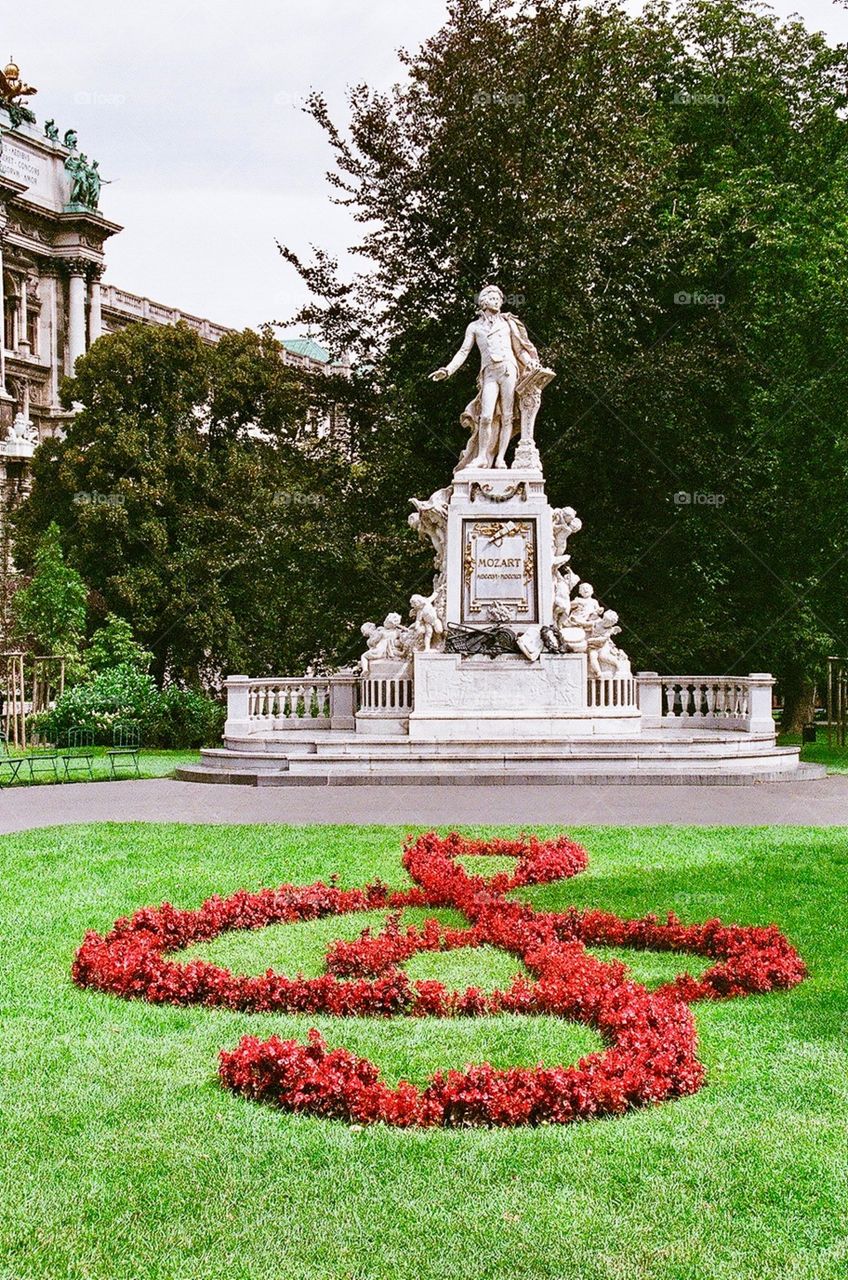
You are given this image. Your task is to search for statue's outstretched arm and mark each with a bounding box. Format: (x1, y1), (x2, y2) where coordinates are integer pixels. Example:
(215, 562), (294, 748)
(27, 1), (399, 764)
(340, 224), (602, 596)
(430, 322), (476, 381)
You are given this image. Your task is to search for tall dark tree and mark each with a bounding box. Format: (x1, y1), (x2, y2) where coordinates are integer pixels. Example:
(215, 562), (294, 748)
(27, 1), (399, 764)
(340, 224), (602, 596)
(284, 0), (848, 728)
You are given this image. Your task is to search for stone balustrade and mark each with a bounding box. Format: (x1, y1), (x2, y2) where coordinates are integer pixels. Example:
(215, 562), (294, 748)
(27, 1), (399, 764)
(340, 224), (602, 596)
(586, 674), (638, 712)
(225, 669), (776, 741)
(356, 661), (415, 736)
(224, 673), (357, 735)
(636, 672), (776, 735)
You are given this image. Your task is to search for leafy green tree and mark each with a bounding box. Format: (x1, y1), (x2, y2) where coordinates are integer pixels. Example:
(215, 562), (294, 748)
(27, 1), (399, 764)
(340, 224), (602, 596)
(12, 522), (86, 657)
(283, 0), (848, 729)
(85, 613), (153, 675)
(12, 323), (390, 683)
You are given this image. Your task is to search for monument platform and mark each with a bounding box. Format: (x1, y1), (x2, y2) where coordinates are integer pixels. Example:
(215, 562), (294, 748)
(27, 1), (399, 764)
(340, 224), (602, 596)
(177, 721), (819, 787)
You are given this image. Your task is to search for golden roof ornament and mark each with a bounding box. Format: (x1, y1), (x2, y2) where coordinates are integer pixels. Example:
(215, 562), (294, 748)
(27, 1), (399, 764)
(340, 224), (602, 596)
(0, 56), (37, 104)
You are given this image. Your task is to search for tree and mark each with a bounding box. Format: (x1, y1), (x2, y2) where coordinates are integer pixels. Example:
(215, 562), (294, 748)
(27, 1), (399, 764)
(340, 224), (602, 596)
(12, 323), (394, 684)
(85, 613), (153, 675)
(282, 0), (848, 729)
(12, 522), (86, 657)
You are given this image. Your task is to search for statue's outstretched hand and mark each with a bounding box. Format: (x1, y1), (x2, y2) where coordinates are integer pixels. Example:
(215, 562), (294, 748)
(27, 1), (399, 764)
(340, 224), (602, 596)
(429, 368), (449, 381)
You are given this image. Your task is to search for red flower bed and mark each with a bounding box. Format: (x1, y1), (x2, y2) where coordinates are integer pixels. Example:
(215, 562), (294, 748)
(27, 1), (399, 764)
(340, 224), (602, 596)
(73, 831), (805, 1127)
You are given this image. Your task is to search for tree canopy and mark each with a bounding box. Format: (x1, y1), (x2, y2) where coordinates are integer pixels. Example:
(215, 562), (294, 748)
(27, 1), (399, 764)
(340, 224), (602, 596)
(283, 0), (848, 727)
(12, 323), (384, 684)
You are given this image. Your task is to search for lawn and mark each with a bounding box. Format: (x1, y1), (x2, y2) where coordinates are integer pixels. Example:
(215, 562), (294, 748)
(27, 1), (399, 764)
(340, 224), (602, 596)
(782, 727), (848, 774)
(0, 748), (200, 786)
(1, 823), (846, 1280)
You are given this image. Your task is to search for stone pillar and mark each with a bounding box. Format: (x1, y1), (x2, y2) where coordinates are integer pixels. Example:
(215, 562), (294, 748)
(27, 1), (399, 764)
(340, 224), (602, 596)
(224, 676), (252, 739)
(636, 672), (662, 727)
(747, 674), (776, 737)
(18, 278), (30, 355)
(88, 272), (102, 345)
(329, 671), (358, 731)
(67, 270), (87, 371)
(43, 272), (60, 405)
(0, 241), (8, 398)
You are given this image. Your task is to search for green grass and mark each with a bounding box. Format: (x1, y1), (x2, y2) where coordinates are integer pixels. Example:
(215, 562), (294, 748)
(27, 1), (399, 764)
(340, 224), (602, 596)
(0, 747), (199, 786)
(780, 726), (848, 773)
(1, 823), (846, 1280)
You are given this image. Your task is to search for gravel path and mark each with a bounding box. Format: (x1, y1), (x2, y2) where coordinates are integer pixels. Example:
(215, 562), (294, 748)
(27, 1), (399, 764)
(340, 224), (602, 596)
(1, 774), (847, 832)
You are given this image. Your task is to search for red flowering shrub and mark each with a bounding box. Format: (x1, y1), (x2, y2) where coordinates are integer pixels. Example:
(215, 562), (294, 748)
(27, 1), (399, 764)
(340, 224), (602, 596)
(73, 831), (805, 1127)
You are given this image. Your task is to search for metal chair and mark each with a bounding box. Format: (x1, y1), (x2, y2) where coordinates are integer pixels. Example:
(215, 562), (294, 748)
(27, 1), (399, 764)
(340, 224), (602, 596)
(61, 727), (96, 781)
(107, 722), (141, 779)
(0, 730), (26, 787)
(26, 740), (61, 783)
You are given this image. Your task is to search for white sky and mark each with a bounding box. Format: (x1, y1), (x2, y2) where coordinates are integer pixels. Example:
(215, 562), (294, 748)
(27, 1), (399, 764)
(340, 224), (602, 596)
(7, 1), (847, 333)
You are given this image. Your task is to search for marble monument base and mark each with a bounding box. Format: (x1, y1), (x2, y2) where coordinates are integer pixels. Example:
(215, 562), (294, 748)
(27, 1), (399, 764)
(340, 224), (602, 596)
(408, 651), (641, 741)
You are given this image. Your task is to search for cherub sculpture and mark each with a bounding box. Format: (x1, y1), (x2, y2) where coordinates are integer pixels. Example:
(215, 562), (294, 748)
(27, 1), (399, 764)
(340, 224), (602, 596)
(409, 594), (444, 652)
(568, 582), (602, 633)
(360, 612), (413, 671)
(408, 487), (450, 570)
(586, 609), (630, 677)
(551, 506), (582, 568)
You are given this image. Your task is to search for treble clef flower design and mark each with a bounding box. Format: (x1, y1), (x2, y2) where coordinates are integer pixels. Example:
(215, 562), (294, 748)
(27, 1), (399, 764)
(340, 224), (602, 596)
(73, 832), (806, 1127)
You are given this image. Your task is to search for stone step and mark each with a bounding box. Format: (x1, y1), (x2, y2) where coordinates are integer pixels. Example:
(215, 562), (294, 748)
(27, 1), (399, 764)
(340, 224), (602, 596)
(199, 737), (791, 770)
(175, 762), (826, 787)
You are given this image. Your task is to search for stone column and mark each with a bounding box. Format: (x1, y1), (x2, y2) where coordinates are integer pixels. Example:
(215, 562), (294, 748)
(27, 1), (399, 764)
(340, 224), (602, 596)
(747, 674), (776, 737)
(636, 672), (662, 727)
(43, 272), (60, 405)
(0, 240), (7, 397)
(88, 271), (102, 346)
(329, 672), (358, 731)
(67, 269), (87, 370)
(224, 676), (252, 739)
(18, 277), (30, 356)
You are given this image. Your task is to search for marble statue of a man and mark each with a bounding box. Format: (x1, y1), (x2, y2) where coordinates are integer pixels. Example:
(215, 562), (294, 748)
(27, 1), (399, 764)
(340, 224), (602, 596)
(430, 285), (547, 471)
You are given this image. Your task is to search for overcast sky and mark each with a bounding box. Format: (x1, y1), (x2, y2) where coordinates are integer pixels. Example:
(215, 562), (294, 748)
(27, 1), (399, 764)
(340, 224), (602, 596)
(8, 1), (847, 333)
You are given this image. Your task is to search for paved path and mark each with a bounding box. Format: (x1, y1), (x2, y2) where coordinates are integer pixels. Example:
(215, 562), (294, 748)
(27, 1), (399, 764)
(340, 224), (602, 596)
(1, 775), (847, 832)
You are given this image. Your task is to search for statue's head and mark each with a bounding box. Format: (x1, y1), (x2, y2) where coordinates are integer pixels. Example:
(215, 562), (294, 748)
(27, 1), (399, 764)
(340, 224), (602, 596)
(578, 582), (594, 598)
(384, 612), (402, 629)
(603, 609), (618, 624)
(360, 621), (376, 638)
(410, 594), (426, 609)
(477, 285), (503, 313)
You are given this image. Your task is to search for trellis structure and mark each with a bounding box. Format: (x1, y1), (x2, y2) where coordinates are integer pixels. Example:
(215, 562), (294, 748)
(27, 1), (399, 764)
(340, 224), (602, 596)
(1, 651), (26, 748)
(30, 655), (66, 716)
(826, 656), (848, 749)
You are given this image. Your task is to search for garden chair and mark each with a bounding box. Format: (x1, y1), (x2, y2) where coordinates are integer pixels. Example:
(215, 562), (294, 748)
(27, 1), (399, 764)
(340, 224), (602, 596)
(107, 722), (142, 779)
(61, 727), (96, 781)
(26, 739), (62, 783)
(0, 730), (26, 787)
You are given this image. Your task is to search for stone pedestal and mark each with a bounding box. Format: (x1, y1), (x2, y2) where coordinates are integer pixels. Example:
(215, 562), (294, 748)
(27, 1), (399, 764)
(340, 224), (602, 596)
(356, 660), (414, 735)
(445, 466), (553, 633)
(409, 651), (640, 739)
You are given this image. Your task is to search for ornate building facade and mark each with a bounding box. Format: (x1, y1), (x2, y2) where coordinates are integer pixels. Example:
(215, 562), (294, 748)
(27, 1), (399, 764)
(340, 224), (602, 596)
(0, 60), (346, 621)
